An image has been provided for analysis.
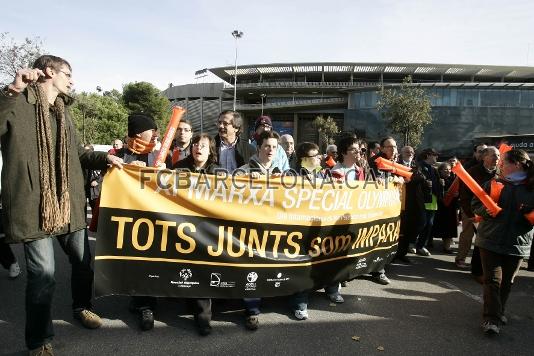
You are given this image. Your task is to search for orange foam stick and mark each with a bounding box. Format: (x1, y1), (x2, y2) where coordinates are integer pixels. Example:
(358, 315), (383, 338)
(375, 157), (413, 180)
(154, 106), (186, 167)
(524, 211), (534, 225)
(443, 177), (460, 207)
(375, 157), (412, 172)
(451, 162), (502, 217)
(490, 180), (504, 203)
(325, 156), (336, 168)
(499, 143), (512, 156)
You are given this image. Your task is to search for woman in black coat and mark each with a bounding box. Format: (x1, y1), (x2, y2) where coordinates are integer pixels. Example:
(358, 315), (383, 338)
(173, 133), (219, 336)
(432, 162), (459, 253)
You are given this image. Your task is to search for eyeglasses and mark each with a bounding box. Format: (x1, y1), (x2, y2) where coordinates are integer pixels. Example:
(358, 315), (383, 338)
(305, 154), (322, 159)
(193, 143), (208, 149)
(59, 70), (72, 79)
(217, 121), (232, 127)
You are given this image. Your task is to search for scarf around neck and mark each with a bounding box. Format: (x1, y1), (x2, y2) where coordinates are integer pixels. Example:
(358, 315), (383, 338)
(31, 83), (71, 233)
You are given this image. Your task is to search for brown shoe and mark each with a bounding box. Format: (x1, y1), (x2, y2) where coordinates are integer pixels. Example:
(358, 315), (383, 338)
(29, 343), (54, 356)
(74, 309), (103, 329)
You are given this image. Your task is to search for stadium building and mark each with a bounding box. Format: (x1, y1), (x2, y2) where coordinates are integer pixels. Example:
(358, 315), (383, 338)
(162, 62), (534, 156)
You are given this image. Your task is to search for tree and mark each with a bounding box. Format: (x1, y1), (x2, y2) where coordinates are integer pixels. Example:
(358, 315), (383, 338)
(122, 82), (171, 130)
(376, 76), (432, 147)
(0, 32), (44, 86)
(70, 93), (128, 145)
(313, 115), (340, 150)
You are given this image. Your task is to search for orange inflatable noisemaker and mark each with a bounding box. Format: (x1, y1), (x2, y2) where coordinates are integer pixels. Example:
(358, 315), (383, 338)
(451, 162), (502, 217)
(375, 157), (413, 180)
(154, 106), (186, 167)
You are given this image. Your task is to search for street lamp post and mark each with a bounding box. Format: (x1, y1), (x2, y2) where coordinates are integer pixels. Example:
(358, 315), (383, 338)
(231, 30), (244, 111)
(260, 93), (266, 115)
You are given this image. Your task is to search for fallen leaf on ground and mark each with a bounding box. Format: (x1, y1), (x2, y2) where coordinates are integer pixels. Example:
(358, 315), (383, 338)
(351, 336), (360, 341)
(329, 303), (337, 307)
(377, 346), (385, 351)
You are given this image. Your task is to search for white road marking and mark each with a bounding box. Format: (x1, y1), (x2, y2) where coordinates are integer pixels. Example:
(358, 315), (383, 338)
(439, 281), (482, 304)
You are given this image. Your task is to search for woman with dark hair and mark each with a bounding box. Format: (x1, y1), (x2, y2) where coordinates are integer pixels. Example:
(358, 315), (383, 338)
(173, 133), (218, 173)
(173, 133), (218, 336)
(472, 149), (534, 335)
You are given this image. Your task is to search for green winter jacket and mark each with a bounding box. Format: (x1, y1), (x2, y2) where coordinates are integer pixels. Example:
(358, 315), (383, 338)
(0, 87), (108, 243)
(473, 178), (534, 257)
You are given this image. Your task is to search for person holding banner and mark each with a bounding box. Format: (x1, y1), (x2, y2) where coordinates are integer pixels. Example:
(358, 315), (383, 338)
(114, 113), (165, 331)
(288, 141), (346, 320)
(0, 55), (124, 355)
(238, 130), (284, 330)
(174, 133), (219, 335)
(472, 149), (534, 335)
(368, 137), (399, 284)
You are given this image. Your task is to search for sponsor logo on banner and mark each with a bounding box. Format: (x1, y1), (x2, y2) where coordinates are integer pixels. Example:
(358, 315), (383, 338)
(170, 268), (200, 288)
(210, 273), (221, 287)
(267, 272), (290, 288)
(210, 272), (236, 288)
(355, 257), (367, 270)
(180, 269), (193, 281)
(245, 272), (258, 291)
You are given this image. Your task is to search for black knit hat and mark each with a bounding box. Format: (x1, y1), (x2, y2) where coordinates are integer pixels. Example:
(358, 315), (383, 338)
(128, 113), (157, 137)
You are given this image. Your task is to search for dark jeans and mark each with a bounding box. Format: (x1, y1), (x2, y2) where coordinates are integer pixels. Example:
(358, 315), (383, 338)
(24, 229), (93, 349)
(416, 210), (436, 250)
(243, 298), (261, 316)
(188, 298), (212, 326)
(291, 283), (340, 311)
(0, 239), (16, 269)
(396, 210), (425, 258)
(479, 248), (522, 324)
(471, 246), (483, 277)
(130, 296), (157, 311)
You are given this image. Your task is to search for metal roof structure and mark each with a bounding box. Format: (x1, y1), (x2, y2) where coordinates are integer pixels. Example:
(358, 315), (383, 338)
(208, 62), (534, 81)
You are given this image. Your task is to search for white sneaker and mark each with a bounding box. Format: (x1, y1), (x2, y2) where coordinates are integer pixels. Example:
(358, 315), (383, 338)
(416, 247), (431, 256)
(482, 321), (500, 334)
(8, 262), (21, 279)
(294, 309), (309, 320)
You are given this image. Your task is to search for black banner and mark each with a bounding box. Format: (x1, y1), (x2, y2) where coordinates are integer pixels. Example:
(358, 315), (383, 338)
(94, 167), (401, 298)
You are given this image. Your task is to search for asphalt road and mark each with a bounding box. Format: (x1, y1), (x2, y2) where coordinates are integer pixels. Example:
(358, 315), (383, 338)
(1, 236), (533, 356)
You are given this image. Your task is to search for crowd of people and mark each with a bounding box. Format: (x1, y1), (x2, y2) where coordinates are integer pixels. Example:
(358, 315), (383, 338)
(1, 55), (533, 355)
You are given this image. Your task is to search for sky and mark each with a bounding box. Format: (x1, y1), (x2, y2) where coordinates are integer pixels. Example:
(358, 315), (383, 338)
(2, 0), (534, 93)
